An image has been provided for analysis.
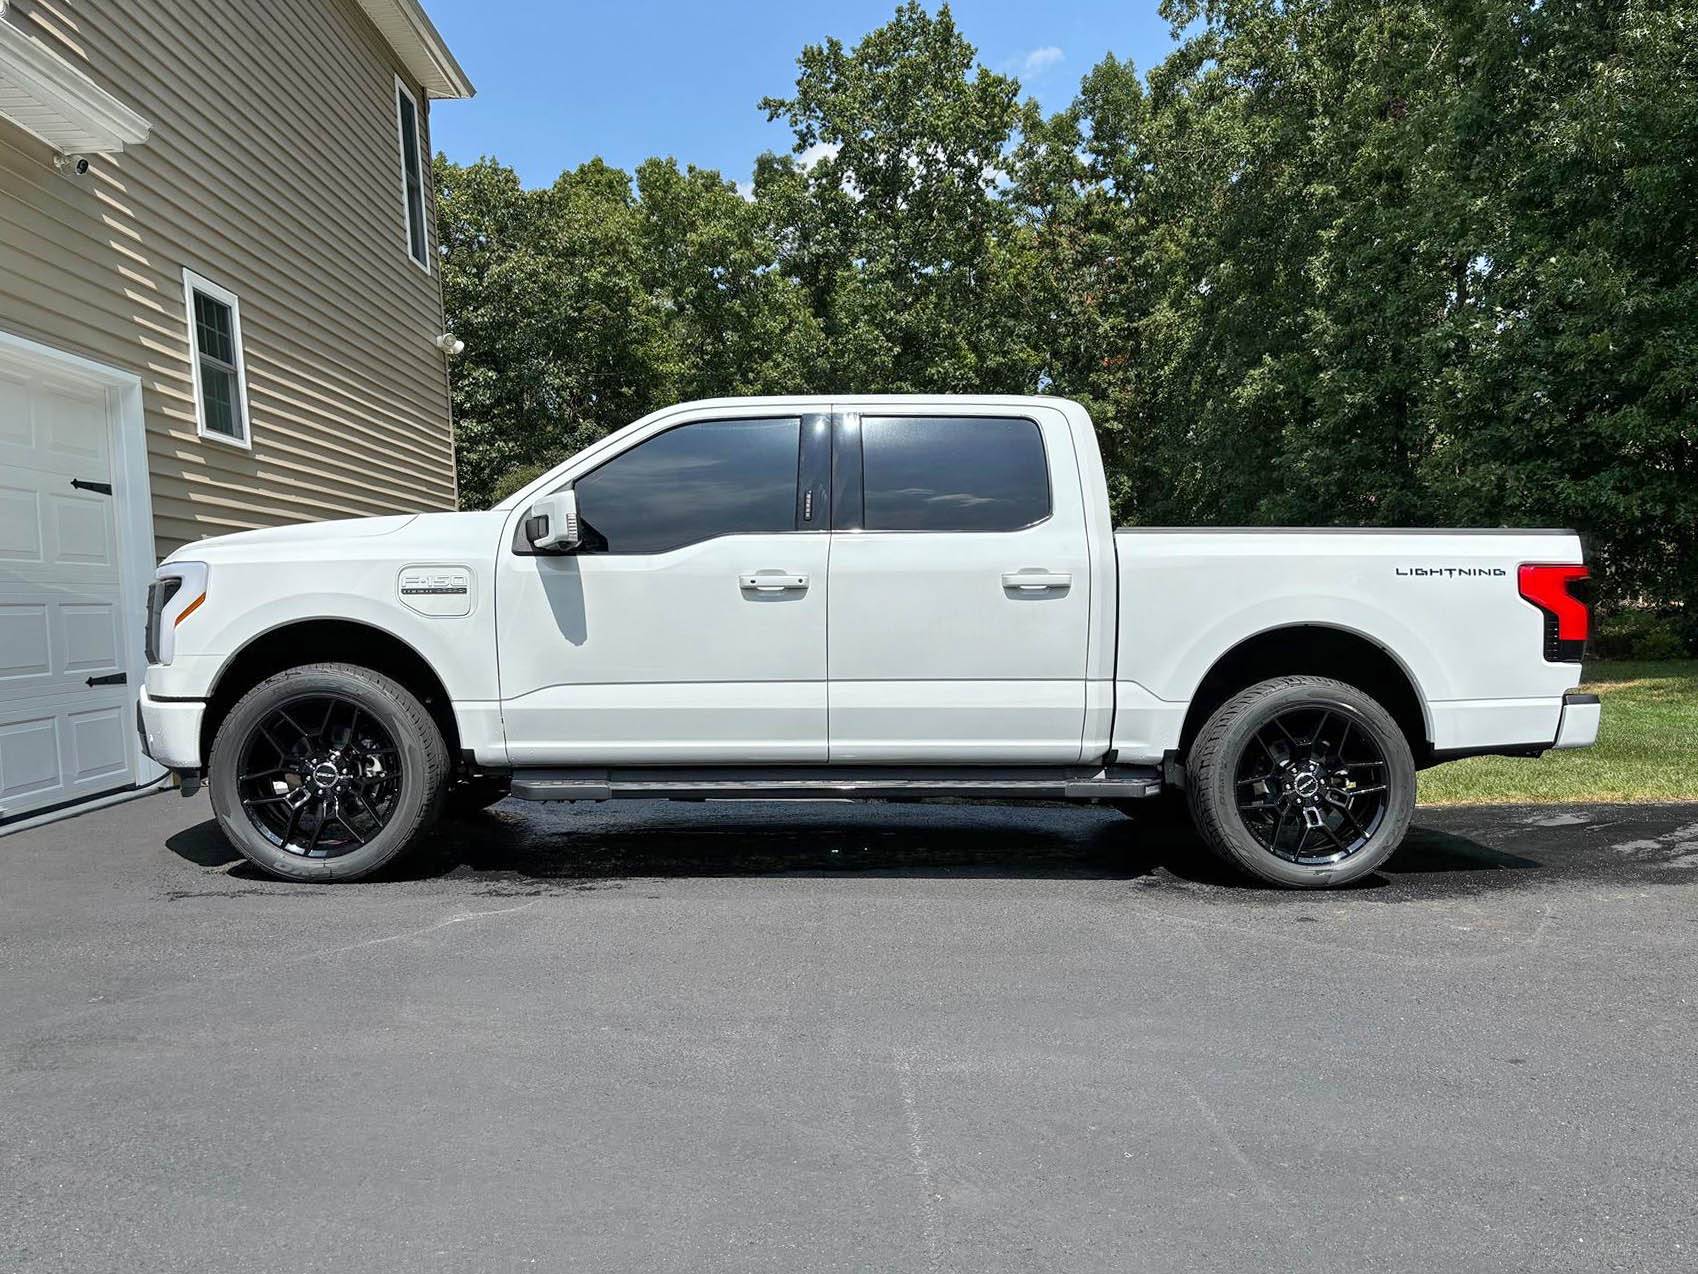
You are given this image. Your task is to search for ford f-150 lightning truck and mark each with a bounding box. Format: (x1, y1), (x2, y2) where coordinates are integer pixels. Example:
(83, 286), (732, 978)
(139, 396), (1599, 887)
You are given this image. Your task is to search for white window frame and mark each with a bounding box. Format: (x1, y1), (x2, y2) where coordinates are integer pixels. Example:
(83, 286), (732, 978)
(181, 267), (253, 451)
(394, 74), (431, 273)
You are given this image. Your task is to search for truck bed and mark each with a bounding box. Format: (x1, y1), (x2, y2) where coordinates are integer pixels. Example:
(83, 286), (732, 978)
(1109, 527), (1588, 764)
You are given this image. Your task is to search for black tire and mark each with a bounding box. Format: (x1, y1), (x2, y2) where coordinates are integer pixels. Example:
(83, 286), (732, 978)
(444, 774), (512, 818)
(1185, 675), (1415, 888)
(208, 662), (448, 882)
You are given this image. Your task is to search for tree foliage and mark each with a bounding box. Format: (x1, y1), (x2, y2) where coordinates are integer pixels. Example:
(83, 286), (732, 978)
(438, 0), (1696, 620)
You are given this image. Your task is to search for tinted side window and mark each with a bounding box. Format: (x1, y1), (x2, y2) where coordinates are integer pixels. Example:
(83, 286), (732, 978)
(573, 418), (800, 554)
(861, 416), (1050, 532)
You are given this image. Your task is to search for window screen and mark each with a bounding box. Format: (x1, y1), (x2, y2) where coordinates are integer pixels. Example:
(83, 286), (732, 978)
(397, 85), (428, 267)
(861, 416), (1050, 531)
(191, 289), (244, 441)
(573, 418), (801, 554)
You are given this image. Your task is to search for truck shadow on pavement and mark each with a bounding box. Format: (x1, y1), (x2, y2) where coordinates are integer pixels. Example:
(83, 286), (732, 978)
(166, 800), (1541, 893)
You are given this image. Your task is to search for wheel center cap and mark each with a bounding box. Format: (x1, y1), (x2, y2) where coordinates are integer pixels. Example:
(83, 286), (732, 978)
(311, 761), (341, 789)
(1292, 772), (1320, 799)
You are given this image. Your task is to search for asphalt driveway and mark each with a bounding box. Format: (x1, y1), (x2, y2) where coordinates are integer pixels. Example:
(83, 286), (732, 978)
(3, 792), (1696, 1273)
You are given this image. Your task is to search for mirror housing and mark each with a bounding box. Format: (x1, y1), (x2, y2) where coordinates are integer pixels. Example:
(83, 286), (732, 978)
(524, 489), (581, 552)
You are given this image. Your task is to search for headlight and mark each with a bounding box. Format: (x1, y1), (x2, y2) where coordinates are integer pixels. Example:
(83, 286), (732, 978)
(148, 561), (208, 665)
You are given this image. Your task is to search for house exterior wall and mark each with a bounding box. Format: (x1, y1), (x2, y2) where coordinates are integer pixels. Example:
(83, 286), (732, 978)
(0, 0), (459, 562)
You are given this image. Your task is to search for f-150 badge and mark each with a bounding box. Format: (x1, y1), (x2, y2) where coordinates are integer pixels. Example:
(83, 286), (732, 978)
(398, 565), (473, 616)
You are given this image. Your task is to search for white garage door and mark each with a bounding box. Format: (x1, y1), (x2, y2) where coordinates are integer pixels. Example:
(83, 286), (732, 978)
(0, 345), (145, 825)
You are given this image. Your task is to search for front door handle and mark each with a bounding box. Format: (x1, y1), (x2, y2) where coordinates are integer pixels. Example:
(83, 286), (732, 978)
(1001, 571), (1072, 591)
(739, 572), (810, 592)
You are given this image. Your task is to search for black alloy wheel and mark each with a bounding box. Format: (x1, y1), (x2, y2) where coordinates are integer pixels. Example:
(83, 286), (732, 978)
(1232, 705), (1390, 866)
(210, 662), (449, 882)
(1184, 675), (1416, 888)
(236, 694), (403, 857)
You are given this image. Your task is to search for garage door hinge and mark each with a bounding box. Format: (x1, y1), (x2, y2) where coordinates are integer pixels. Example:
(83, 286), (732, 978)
(86, 672), (126, 687)
(71, 478), (113, 495)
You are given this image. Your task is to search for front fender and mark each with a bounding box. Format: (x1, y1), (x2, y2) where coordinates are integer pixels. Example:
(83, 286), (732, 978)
(158, 564), (499, 705)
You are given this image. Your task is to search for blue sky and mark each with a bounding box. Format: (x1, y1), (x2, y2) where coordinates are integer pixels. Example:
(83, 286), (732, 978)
(424, 1), (1179, 189)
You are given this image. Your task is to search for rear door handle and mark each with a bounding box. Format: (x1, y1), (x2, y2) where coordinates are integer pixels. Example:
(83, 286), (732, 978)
(739, 572), (809, 592)
(1001, 571), (1072, 591)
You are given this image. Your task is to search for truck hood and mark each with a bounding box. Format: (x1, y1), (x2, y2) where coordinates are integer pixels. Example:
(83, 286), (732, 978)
(159, 511), (505, 564)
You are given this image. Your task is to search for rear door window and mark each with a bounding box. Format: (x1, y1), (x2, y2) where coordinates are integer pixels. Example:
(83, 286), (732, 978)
(859, 416), (1050, 532)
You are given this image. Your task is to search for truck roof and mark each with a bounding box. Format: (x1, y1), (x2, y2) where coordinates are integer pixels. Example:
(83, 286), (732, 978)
(650, 393), (1082, 411)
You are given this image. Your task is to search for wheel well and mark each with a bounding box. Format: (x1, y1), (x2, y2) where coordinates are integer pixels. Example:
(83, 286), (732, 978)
(199, 620), (461, 764)
(1177, 626), (1430, 765)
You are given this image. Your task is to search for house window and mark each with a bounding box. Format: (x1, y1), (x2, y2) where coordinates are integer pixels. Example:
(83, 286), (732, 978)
(395, 77), (429, 270)
(181, 269), (251, 448)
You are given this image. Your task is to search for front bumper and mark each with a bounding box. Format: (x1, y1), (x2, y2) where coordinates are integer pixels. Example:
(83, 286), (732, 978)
(137, 687), (205, 770)
(1553, 691), (1600, 750)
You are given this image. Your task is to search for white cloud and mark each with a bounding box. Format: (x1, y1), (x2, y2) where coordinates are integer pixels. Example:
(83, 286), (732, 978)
(797, 140), (843, 170)
(735, 180), (755, 202)
(1018, 46), (1064, 78)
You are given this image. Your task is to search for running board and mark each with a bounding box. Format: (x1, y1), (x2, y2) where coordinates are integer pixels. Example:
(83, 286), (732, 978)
(508, 765), (1162, 804)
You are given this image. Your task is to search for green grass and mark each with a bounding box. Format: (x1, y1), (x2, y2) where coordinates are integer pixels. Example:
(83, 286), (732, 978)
(1418, 660), (1698, 806)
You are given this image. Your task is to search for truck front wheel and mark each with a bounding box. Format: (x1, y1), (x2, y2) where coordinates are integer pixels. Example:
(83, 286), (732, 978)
(208, 662), (449, 882)
(1185, 675), (1415, 888)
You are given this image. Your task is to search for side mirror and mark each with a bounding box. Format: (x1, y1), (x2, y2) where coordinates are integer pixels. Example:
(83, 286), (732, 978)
(524, 489), (581, 552)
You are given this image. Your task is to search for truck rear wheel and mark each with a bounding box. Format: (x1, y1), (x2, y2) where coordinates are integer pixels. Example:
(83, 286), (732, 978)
(208, 662), (448, 882)
(1185, 675), (1415, 888)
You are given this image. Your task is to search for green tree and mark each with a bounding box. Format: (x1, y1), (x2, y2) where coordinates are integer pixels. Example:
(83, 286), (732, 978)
(436, 155), (664, 506)
(1418, 0), (1698, 616)
(1005, 53), (1155, 521)
(438, 0), (1696, 629)
(632, 158), (820, 403)
(437, 154), (812, 506)
(756, 2), (1038, 393)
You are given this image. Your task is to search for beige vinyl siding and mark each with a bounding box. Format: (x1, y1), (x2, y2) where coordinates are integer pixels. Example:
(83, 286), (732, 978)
(0, 0), (458, 561)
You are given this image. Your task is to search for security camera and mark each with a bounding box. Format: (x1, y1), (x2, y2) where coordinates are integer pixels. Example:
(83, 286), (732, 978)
(435, 333), (465, 357)
(54, 154), (91, 177)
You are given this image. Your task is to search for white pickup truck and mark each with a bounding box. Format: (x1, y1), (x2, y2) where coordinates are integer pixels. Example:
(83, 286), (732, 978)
(139, 396), (1599, 887)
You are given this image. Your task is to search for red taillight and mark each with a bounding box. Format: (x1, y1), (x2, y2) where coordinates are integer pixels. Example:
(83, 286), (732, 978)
(1518, 564), (1590, 662)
